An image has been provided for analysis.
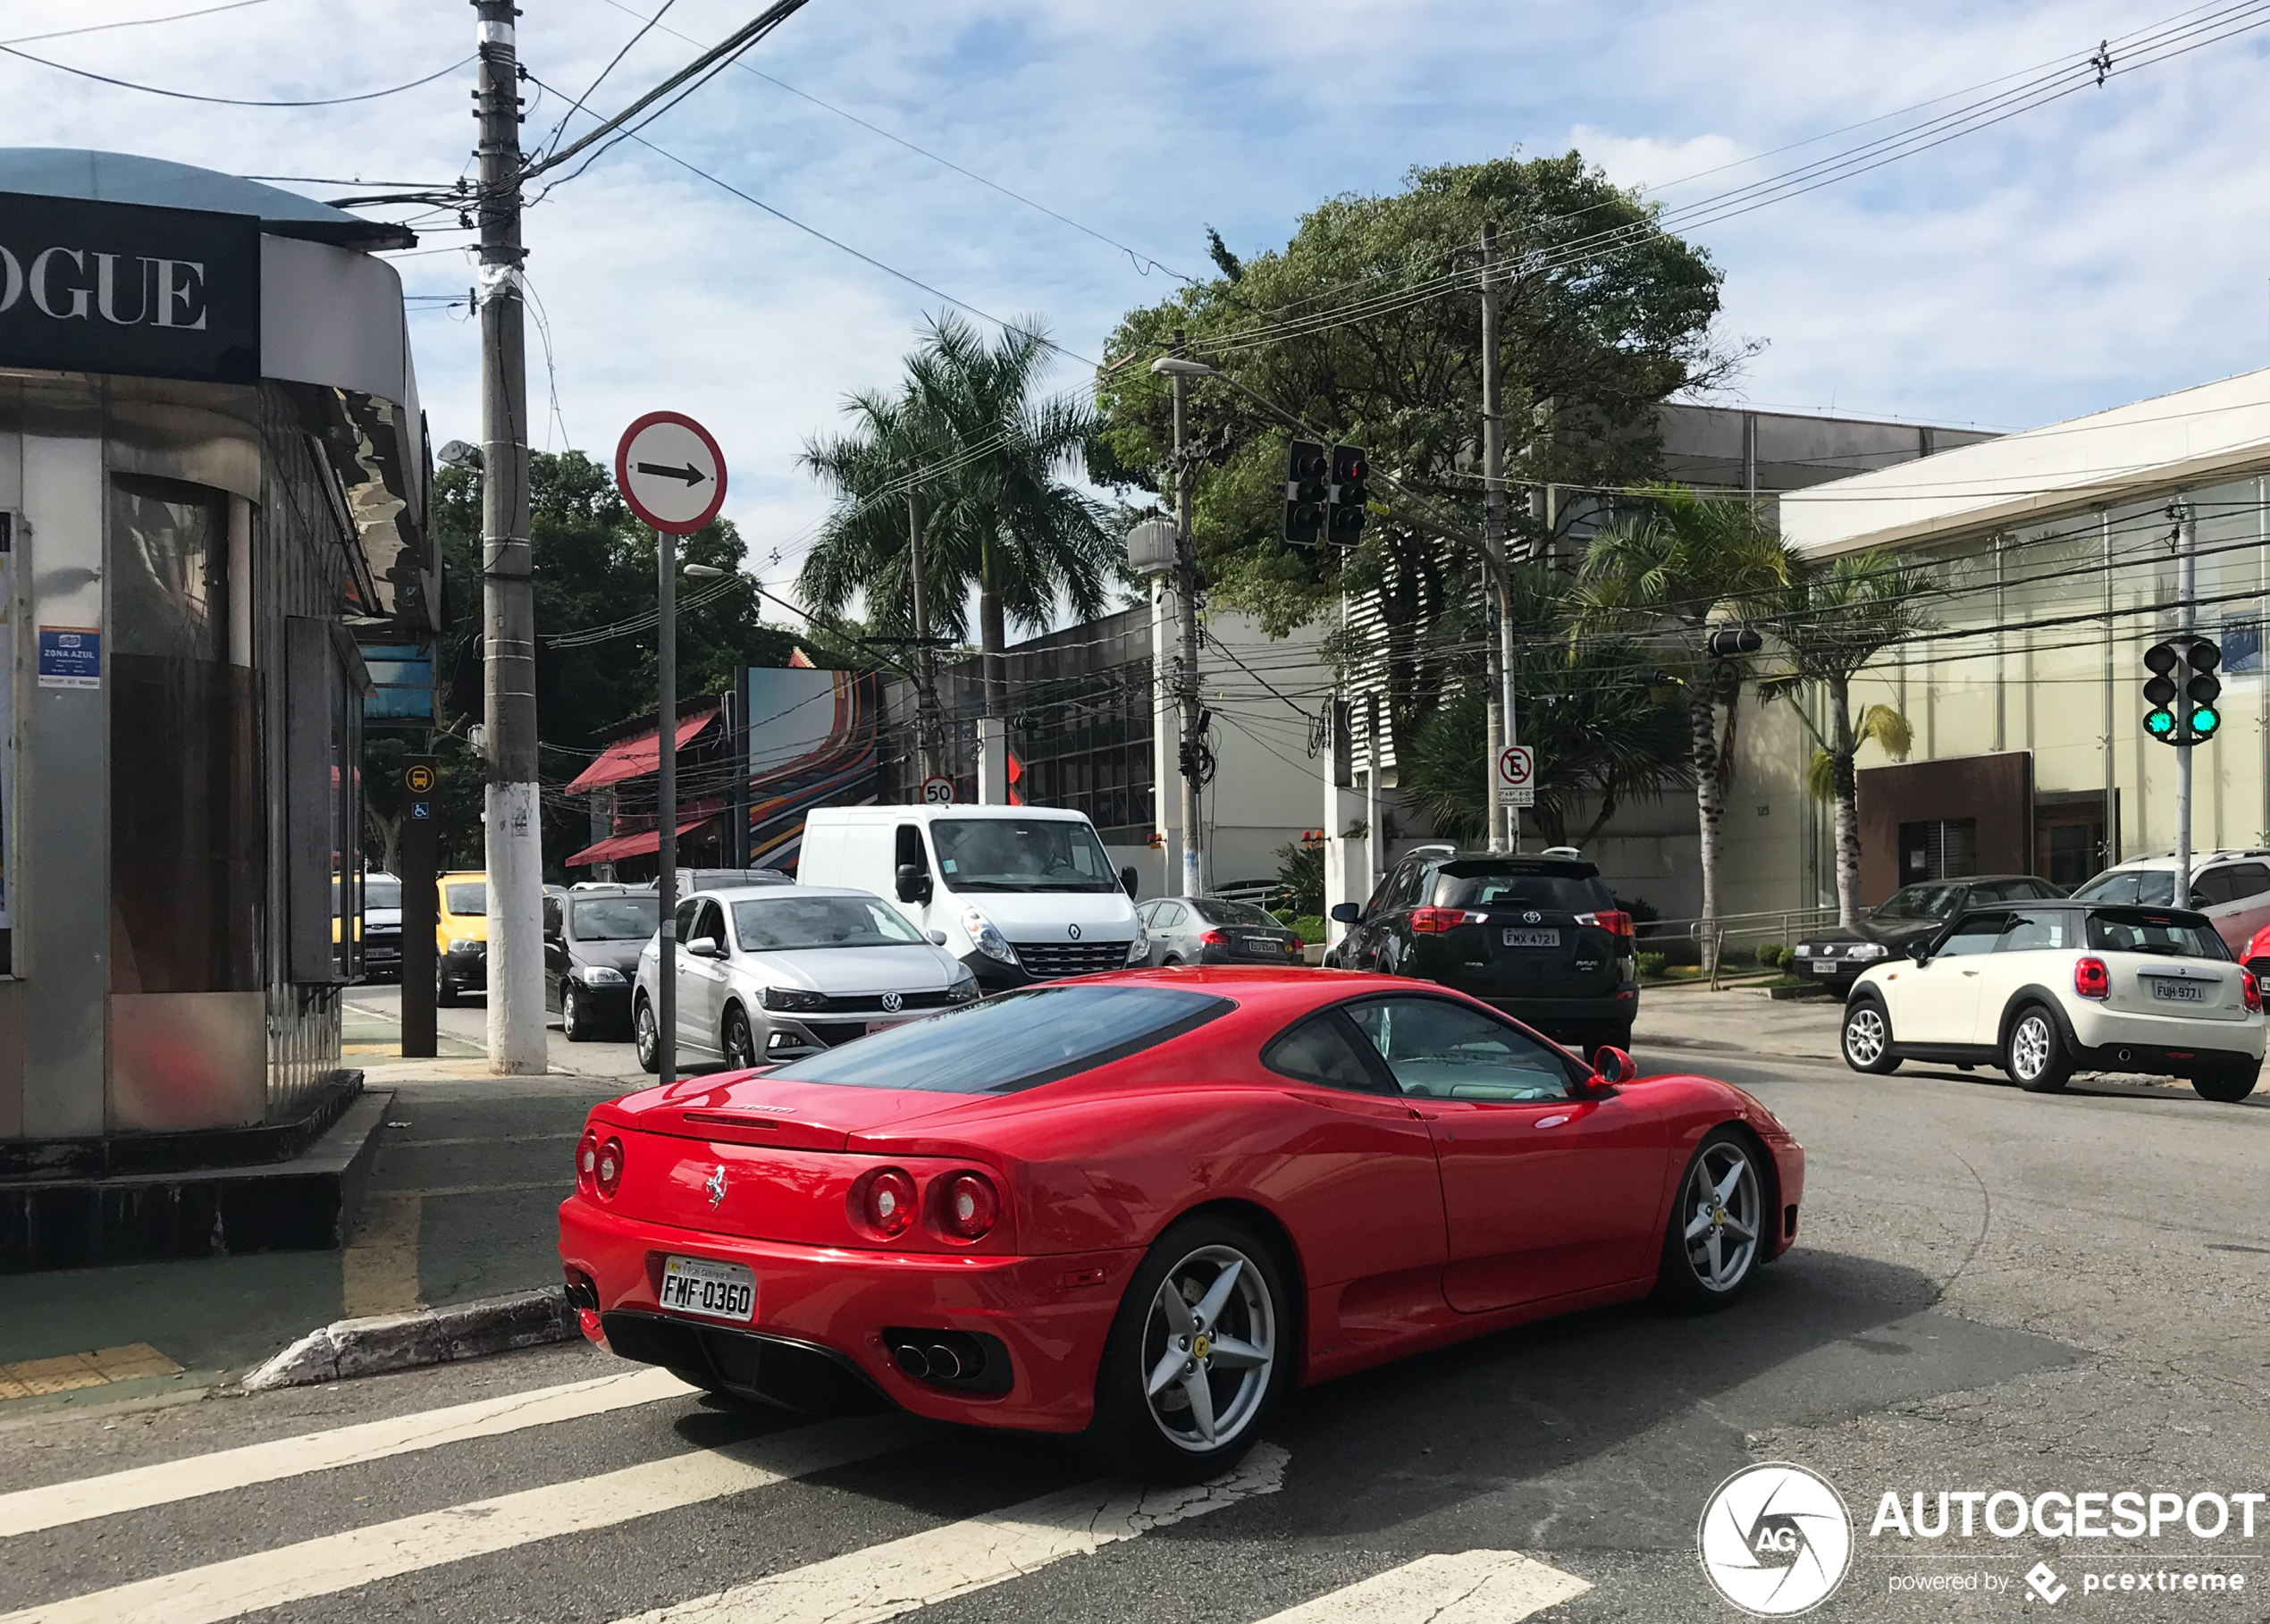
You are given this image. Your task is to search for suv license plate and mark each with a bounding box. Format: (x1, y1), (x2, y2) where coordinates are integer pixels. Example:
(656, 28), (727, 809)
(659, 1256), (755, 1322)
(2149, 979), (2207, 1003)
(1501, 928), (1560, 947)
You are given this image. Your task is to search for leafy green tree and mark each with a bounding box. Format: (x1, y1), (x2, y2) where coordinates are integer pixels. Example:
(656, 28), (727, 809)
(1093, 152), (1742, 758)
(1571, 485), (1795, 964)
(1759, 550), (1935, 926)
(800, 313), (1118, 733)
(415, 451), (806, 879)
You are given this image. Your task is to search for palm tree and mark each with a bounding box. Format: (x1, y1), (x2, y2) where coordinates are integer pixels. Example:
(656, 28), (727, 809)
(1760, 550), (1937, 928)
(801, 315), (1117, 785)
(1572, 484), (1796, 970)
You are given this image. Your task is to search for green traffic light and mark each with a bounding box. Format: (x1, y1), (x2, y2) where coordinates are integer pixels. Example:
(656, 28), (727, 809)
(2147, 708), (2177, 736)
(2193, 705), (2221, 738)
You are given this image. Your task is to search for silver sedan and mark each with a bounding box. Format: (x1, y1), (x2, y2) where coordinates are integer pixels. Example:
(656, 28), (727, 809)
(632, 885), (979, 1073)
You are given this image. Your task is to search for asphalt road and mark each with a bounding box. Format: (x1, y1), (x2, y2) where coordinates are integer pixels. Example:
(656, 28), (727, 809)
(5, 1049), (2266, 1623)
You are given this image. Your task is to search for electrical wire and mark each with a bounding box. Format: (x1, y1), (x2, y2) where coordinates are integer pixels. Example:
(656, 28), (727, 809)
(541, 0), (679, 164)
(0, 44), (475, 106)
(0, 0), (274, 47)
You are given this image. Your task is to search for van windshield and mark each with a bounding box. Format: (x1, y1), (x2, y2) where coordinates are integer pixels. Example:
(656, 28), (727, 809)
(930, 818), (1121, 893)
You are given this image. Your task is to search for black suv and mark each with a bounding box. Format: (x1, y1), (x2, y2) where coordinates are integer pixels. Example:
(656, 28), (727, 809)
(1328, 849), (1638, 1055)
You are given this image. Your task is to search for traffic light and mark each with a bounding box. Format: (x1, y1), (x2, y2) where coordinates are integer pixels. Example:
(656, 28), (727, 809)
(1282, 440), (1327, 546)
(1706, 627), (1763, 658)
(2143, 638), (2222, 745)
(1326, 444), (1368, 545)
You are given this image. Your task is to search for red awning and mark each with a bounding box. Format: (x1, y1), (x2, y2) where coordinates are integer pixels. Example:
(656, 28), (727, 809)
(565, 709), (719, 795)
(565, 816), (714, 868)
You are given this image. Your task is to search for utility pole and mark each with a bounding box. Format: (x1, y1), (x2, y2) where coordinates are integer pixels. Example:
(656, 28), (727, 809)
(1171, 330), (1203, 897)
(906, 493), (939, 781)
(2175, 502), (2196, 910)
(474, 0), (544, 1074)
(1479, 221), (1519, 853)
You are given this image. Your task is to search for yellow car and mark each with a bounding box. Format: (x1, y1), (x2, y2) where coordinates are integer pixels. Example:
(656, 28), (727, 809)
(436, 871), (489, 1006)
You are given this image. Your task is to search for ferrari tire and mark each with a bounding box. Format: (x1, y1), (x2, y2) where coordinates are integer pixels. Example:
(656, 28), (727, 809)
(562, 983), (590, 1043)
(1840, 995), (1900, 1073)
(1653, 1127), (1767, 1312)
(2004, 1003), (2071, 1093)
(1083, 1214), (1290, 1485)
(2192, 1063), (2259, 1104)
(633, 997), (660, 1075)
(721, 1005), (758, 1070)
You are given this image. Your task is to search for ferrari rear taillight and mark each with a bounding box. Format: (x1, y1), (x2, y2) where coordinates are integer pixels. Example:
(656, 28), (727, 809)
(934, 1171), (999, 1241)
(2075, 956), (2111, 1000)
(2246, 969), (2262, 1014)
(1199, 929), (1227, 947)
(595, 1136), (625, 1198)
(859, 1167), (918, 1238)
(576, 1130), (599, 1196)
(1409, 907), (1481, 934)
(1576, 909), (1635, 938)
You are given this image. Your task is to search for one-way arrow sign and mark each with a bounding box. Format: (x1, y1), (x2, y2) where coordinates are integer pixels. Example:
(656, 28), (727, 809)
(617, 412), (727, 534)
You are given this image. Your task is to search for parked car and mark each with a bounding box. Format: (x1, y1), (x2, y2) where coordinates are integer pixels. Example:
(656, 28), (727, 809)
(630, 884), (979, 1073)
(2070, 849), (2270, 955)
(1134, 896), (1305, 967)
(634, 868), (793, 903)
(798, 804), (1147, 990)
(1839, 899), (2262, 1100)
(545, 886), (661, 1041)
(561, 969), (1803, 1483)
(1325, 849), (1638, 1057)
(434, 871), (489, 1006)
(1791, 875), (2067, 994)
(361, 873), (403, 980)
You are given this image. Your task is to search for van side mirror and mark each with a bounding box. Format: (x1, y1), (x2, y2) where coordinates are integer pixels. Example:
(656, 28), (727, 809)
(895, 862), (932, 905)
(1330, 902), (1361, 924)
(1119, 865), (1139, 899)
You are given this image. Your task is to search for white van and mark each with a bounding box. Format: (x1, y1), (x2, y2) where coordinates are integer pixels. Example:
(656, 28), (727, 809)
(797, 804), (1147, 989)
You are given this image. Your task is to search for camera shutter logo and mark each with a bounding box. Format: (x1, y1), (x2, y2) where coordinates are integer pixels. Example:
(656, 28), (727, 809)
(1697, 1462), (1853, 1616)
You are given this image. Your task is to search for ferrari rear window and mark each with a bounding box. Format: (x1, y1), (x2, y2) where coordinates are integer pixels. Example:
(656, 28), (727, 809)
(762, 985), (1233, 1094)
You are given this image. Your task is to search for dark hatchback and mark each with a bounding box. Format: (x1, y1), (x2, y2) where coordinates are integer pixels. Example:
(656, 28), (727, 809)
(545, 888), (662, 1041)
(1792, 874), (2068, 995)
(1134, 896), (1306, 966)
(1328, 851), (1638, 1056)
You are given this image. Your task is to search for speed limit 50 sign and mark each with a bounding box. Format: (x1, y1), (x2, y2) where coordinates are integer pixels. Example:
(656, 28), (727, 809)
(1493, 744), (1536, 808)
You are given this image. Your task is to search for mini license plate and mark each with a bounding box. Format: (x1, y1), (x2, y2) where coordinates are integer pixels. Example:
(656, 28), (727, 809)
(659, 1255), (755, 1322)
(2149, 978), (2207, 1003)
(1501, 928), (1560, 947)
(1810, 960), (1840, 975)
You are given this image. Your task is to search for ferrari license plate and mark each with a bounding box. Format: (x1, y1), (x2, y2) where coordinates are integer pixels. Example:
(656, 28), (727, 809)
(659, 1256), (755, 1322)
(1501, 928), (1560, 947)
(2148, 978), (2206, 1003)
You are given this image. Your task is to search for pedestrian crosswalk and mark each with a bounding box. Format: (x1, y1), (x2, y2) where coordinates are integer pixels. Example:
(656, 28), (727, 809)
(0, 1358), (1594, 1624)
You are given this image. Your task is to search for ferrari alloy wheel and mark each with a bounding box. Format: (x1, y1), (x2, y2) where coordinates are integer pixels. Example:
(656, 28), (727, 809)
(1656, 1129), (1765, 1311)
(633, 997), (660, 1074)
(722, 1006), (757, 1070)
(2005, 1005), (2070, 1093)
(562, 984), (589, 1043)
(1841, 997), (1900, 1073)
(1085, 1216), (1289, 1483)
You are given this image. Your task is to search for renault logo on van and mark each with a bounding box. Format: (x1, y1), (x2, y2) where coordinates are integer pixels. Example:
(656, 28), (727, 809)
(1067, 923), (1082, 940)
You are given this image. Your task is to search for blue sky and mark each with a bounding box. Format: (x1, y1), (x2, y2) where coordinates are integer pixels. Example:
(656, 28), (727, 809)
(7, 0), (2270, 591)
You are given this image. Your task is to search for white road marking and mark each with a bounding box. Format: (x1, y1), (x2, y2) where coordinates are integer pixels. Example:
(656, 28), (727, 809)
(5, 1413), (924, 1624)
(1246, 1551), (1591, 1622)
(0, 1364), (695, 1538)
(618, 1442), (1291, 1624)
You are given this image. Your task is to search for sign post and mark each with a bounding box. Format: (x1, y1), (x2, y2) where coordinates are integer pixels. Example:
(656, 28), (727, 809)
(399, 756), (440, 1059)
(1493, 744), (1537, 812)
(616, 412), (728, 1089)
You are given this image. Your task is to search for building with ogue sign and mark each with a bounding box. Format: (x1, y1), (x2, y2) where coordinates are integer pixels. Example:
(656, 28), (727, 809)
(0, 149), (440, 1270)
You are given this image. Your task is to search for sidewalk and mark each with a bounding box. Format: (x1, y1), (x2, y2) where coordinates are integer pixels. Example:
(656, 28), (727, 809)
(0, 996), (640, 1416)
(1632, 978), (1845, 1062)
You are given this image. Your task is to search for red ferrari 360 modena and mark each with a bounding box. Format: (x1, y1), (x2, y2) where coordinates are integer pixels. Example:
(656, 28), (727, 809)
(559, 967), (1803, 1483)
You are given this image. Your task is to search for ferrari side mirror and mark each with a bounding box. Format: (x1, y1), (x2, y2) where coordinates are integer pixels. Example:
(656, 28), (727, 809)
(1590, 1046), (1635, 1088)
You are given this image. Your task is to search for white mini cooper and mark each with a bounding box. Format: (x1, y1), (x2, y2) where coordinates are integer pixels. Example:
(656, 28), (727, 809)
(1840, 901), (2263, 1102)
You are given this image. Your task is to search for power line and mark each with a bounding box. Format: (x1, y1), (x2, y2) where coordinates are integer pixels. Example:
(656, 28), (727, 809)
(0, 0), (275, 47)
(540, 0), (679, 164)
(0, 43), (475, 106)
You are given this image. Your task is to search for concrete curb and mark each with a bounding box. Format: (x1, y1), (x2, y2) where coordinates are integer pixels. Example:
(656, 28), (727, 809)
(239, 1287), (578, 1393)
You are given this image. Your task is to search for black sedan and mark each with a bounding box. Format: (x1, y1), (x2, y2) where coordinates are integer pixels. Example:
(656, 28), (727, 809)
(545, 888), (664, 1040)
(1134, 896), (1307, 966)
(1792, 874), (2068, 993)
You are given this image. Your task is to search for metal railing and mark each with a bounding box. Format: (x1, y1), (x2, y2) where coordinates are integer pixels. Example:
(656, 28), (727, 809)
(1635, 904), (1843, 986)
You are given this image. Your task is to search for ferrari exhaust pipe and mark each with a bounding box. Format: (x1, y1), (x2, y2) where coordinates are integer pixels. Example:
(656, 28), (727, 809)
(926, 1342), (965, 1380)
(893, 1342), (930, 1378)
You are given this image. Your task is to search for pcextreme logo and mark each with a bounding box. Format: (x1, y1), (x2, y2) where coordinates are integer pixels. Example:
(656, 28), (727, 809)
(1698, 1462), (1855, 1616)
